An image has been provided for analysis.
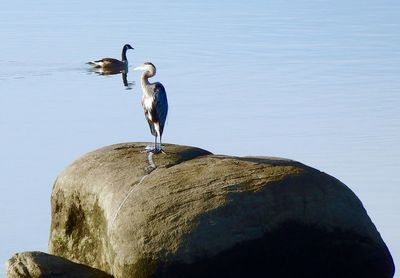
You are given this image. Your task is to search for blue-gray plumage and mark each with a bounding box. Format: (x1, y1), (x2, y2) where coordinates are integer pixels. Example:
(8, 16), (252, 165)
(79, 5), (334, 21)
(134, 62), (168, 153)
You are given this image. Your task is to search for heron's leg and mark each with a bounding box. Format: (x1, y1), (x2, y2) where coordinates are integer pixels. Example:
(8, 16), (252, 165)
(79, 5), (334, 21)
(145, 136), (158, 153)
(144, 144), (153, 152)
(151, 136), (162, 154)
(160, 135), (166, 154)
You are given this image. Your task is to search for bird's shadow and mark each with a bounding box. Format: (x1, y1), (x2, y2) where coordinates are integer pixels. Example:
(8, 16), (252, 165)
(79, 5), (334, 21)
(87, 67), (135, 90)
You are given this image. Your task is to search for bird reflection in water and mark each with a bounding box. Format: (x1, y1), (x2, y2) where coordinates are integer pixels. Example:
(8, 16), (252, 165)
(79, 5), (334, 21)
(88, 67), (135, 90)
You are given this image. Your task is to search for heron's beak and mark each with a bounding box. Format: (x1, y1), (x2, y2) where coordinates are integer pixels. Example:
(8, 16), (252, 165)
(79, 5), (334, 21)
(133, 65), (144, 71)
(134, 64), (149, 71)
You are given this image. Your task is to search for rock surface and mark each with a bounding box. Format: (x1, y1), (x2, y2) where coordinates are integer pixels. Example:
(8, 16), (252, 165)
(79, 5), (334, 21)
(6, 251), (112, 278)
(48, 142), (395, 278)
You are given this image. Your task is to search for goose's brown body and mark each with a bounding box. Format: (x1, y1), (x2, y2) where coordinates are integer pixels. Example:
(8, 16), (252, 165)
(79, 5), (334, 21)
(87, 44), (133, 70)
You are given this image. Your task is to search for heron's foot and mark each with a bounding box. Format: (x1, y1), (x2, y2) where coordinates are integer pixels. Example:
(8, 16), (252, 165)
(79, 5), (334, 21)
(143, 144), (166, 154)
(143, 145), (162, 154)
(151, 148), (162, 154)
(144, 144), (155, 151)
(140, 145), (153, 153)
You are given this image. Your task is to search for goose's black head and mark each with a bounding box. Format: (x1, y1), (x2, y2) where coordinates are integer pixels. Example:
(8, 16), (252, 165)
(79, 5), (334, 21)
(124, 44), (134, 50)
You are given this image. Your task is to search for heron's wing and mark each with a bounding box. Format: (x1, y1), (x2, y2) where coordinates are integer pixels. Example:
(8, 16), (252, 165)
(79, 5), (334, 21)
(153, 82), (168, 136)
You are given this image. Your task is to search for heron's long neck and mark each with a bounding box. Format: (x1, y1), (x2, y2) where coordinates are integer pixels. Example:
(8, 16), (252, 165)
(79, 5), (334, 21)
(141, 72), (153, 96)
(121, 47), (128, 62)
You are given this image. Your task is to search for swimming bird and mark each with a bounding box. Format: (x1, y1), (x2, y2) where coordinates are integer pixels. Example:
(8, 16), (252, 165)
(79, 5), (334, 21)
(87, 44), (134, 71)
(134, 62), (168, 153)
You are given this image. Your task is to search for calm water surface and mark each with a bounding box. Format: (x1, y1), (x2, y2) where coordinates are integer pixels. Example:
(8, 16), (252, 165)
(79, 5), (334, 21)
(1, 0), (399, 274)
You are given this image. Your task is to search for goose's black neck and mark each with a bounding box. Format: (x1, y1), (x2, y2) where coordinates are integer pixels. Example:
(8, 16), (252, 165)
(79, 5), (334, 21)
(121, 46), (128, 62)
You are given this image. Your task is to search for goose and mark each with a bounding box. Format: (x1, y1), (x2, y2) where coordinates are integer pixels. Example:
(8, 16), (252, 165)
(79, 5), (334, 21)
(87, 44), (134, 70)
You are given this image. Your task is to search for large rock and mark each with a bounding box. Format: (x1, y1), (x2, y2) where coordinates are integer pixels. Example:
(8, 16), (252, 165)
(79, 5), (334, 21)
(6, 251), (112, 278)
(48, 143), (395, 277)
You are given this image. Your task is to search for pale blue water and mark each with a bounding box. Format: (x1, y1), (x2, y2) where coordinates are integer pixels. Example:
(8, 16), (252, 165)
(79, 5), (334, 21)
(1, 0), (399, 275)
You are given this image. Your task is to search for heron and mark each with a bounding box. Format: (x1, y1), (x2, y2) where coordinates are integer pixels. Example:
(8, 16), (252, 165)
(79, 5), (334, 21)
(87, 44), (134, 71)
(134, 62), (168, 153)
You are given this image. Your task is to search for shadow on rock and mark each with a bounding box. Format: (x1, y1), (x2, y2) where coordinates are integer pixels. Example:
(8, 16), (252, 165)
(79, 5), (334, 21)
(154, 221), (394, 278)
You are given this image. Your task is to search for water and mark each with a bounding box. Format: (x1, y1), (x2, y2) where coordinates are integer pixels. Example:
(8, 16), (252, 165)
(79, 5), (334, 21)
(1, 0), (399, 275)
